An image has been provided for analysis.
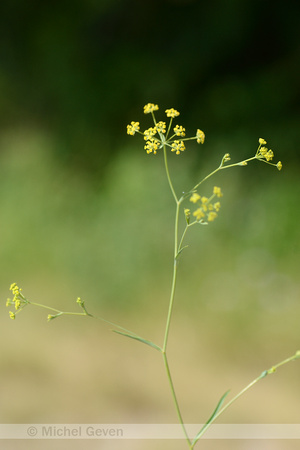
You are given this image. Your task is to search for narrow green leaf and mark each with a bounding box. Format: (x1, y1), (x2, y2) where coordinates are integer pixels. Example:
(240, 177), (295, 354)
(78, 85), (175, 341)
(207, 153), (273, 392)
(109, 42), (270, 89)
(192, 390), (230, 445)
(113, 330), (162, 352)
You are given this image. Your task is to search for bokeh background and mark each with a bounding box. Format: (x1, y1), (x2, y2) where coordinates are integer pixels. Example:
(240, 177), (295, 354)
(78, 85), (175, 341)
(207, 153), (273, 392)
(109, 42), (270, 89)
(1, 0), (300, 449)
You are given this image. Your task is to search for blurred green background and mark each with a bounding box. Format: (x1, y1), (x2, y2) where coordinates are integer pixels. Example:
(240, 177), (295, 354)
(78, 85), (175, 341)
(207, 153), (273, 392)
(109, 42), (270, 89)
(1, 0), (300, 449)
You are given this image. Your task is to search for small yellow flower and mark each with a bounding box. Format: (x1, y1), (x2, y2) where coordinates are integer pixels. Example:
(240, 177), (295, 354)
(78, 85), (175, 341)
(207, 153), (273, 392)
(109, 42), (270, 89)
(196, 129), (205, 144)
(207, 212), (218, 222)
(265, 150), (274, 161)
(277, 161), (282, 171)
(173, 125), (186, 137)
(156, 121), (166, 134)
(190, 193), (201, 203)
(193, 208), (205, 221)
(201, 197), (208, 211)
(213, 186), (223, 198)
(10, 283), (17, 291)
(165, 108), (180, 118)
(171, 140), (185, 155)
(259, 138), (267, 145)
(144, 139), (160, 155)
(184, 208), (191, 224)
(144, 127), (157, 140)
(259, 146), (268, 157)
(214, 202), (221, 212)
(144, 103), (159, 114)
(9, 311), (15, 320)
(15, 300), (21, 310)
(127, 121), (140, 136)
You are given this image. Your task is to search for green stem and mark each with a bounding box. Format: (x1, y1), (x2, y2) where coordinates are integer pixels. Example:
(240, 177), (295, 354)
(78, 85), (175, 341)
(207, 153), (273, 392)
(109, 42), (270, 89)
(28, 300), (144, 338)
(163, 145), (178, 203)
(192, 351), (300, 444)
(192, 156), (257, 192)
(163, 191), (180, 351)
(163, 256), (178, 352)
(163, 351), (192, 447)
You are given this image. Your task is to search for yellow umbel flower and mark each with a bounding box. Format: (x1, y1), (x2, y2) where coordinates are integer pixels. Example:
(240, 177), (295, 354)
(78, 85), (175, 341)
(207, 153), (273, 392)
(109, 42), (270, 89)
(173, 125), (186, 137)
(277, 161), (282, 171)
(165, 108), (180, 118)
(213, 186), (223, 198)
(196, 129), (205, 144)
(190, 193), (201, 203)
(265, 150), (274, 161)
(144, 127), (157, 140)
(127, 121), (140, 136)
(207, 212), (218, 222)
(259, 138), (267, 145)
(156, 121), (166, 134)
(144, 103), (159, 114)
(144, 139), (160, 155)
(171, 140), (185, 155)
(214, 202), (221, 212)
(193, 208), (205, 221)
(9, 311), (15, 320)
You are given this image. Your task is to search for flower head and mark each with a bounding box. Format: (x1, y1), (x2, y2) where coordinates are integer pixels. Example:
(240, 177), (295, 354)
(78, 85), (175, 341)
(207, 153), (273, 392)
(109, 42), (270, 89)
(213, 186), (223, 198)
(144, 127), (157, 140)
(190, 187), (222, 223)
(127, 104), (205, 157)
(207, 212), (218, 222)
(196, 129), (205, 144)
(144, 139), (160, 155)
(259, 138), (267, 145)
(173, 125), (186, 137)
(193, 208), (206, 221)
(127, 121), (140, 136)
(190, 193), (201, 203)
(144, 103), (159, 114)
(277, 161), (282, 171)
(171, 140), (185, 155)
(156, 121), (166, 134)
(165, 108), (180, 118)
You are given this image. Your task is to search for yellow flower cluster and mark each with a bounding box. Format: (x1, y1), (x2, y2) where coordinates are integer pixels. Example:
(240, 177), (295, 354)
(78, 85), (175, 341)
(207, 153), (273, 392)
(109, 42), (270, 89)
(171, 140), (185, 155)
(196, 129), (205, 144)
(256, 138), (282, 170)
(165, 108), (180, 118)
(126, 103), (205, 156)
(127, 121), (140, 136)
(6, 283), (27, 319)
(144, 103), (159, 114)
(174, 125), (186, 137)
(144, 127), (157, 140)
(189, 187), (222, 223)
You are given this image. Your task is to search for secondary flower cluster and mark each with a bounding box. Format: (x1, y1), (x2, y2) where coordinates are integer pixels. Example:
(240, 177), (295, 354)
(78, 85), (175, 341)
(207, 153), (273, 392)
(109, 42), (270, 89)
(127, 103), (205, 155)
(186, 186), (223, 224)
(6, 283), (27, 319)
(256, 138), (282, 170)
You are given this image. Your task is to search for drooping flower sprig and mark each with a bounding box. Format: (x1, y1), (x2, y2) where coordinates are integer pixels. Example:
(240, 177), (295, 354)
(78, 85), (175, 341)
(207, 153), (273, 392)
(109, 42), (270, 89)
(127, 103), (205, 156)
(6, 283), (92, 321)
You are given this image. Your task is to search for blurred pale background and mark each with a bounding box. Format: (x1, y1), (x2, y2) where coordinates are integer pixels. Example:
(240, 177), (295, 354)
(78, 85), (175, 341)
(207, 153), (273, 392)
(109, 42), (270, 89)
(0, 1), (300, 449)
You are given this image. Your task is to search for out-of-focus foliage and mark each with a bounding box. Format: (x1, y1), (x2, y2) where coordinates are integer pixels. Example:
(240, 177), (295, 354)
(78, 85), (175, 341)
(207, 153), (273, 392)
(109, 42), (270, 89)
(0, 0), (299, 175)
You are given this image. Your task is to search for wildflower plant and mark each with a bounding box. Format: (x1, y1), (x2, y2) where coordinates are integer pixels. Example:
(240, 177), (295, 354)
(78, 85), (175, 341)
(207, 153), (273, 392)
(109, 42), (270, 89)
(6, 103), (298, 449)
